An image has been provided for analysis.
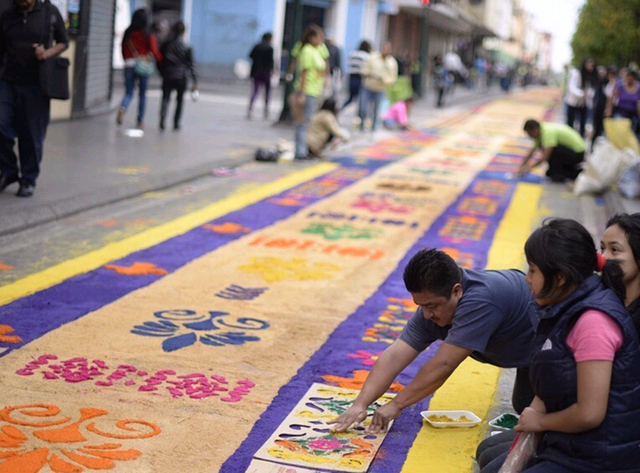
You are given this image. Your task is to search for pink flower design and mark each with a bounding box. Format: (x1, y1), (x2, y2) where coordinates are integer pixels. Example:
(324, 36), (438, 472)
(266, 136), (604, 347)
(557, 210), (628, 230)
(308, 439), (343, 451)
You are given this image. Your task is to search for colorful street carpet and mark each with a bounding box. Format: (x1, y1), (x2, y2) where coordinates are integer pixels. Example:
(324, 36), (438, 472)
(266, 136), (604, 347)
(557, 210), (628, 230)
(0, 88), (557, 473)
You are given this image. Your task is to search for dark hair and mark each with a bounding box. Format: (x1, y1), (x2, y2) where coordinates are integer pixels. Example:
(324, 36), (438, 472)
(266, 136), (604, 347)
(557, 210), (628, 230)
(301, 24), (322, 46)
(403, 249), (462, 298)
(525, 218), (625, 301)
(262, 32), (273, 42)
(358, 40), (372, 53)
(627, 70), (639, 82)
(580, 57), (597, 89)
(124, 9), (149, 43)
(320, 97), (338, 116)
(523, 119), (540, 133)
(606, 213), (640, 267)
(171, 20), (185, 37)
(405, 94), (418, 104)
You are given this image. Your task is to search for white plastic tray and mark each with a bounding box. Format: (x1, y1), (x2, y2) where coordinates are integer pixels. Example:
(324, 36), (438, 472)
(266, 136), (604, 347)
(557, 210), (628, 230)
(421, 410), (481, 428)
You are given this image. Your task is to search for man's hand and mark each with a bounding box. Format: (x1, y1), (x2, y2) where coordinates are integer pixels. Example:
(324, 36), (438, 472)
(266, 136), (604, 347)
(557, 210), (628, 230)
(33, 44), (48, 61)
(365, 401), (402, 434)
(327, 404), (368, 432)
(515, 407), (545, 432)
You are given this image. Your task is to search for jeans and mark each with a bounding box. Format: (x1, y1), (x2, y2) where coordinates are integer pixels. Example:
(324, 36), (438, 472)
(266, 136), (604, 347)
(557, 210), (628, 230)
(359, 88), (383, 131)
(294, 94), (318, 158)
(121, 66), (149, 123)
(566, 104), (587, 137)
(0, 80), (50, 186)
(160, 78), (187, 128)
(342, 74), (361, 109)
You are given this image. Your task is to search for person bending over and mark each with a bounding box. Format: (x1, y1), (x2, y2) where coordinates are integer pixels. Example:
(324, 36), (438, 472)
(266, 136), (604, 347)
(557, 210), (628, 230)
(329, 248), (535, 433)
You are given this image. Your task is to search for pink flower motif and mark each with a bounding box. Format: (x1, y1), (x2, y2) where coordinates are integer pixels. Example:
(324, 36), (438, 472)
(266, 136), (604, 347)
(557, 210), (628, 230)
(308, 439), (343, 451)
(347, 350), (381, 367)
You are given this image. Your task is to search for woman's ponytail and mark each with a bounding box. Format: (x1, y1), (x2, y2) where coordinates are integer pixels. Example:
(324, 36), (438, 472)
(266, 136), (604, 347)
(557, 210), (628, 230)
(600, 258), (626, 303)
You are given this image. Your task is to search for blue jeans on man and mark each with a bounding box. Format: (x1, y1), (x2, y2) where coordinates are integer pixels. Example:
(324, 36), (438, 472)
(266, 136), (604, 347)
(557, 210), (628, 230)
(358, 88), (383, 131)
(121, 66), (149, 124)
(0, 80), (50, 191)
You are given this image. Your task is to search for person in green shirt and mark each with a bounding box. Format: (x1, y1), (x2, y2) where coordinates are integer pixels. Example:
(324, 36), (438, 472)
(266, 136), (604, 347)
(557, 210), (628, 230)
(291, 25), (326, 159)
(518, 119), (585, 182)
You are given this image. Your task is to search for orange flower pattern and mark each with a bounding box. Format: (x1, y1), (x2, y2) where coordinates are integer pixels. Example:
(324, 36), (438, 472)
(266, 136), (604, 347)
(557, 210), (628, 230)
(103, 262), (168, 276)
(0, 325), (22, 344)
(0, 404), (160, 472)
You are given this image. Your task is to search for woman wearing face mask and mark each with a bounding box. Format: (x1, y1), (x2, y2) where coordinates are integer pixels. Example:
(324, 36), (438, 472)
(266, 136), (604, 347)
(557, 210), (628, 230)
(600, 213), (640, 333)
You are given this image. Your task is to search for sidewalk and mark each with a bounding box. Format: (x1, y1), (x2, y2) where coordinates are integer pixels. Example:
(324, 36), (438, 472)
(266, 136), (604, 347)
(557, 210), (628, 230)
(0, 82), (512, 237)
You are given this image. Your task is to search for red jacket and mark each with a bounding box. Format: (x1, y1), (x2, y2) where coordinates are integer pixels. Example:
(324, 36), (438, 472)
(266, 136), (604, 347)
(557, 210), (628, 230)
(122, 30), (162, 62)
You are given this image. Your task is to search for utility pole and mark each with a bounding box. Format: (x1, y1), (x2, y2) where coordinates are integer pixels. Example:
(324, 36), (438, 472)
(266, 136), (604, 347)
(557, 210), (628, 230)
(418, 0), (431, 97)
(277, 0), (304, 124)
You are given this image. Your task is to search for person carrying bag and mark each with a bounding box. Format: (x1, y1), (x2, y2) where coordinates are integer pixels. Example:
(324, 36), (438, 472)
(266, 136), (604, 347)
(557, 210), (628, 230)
(38, 0), (70, 100)
(0, 0), (68, 197)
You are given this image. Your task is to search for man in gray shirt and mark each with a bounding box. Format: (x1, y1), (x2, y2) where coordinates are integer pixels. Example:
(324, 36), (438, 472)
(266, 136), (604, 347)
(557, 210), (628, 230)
(330, 248), (535, 433)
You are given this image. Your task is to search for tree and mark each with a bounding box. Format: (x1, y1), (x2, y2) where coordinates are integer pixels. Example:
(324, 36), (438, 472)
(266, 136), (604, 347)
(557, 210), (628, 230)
(571, 0), (640, 67)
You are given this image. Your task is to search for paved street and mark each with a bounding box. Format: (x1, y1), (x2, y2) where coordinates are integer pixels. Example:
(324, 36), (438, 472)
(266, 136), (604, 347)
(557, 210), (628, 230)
(0, 85), (631, 473)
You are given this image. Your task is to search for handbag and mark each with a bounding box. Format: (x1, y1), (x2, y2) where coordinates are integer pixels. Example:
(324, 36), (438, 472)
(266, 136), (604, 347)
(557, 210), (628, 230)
(129, 39), (155, 77)
(38, 0), (70, 100)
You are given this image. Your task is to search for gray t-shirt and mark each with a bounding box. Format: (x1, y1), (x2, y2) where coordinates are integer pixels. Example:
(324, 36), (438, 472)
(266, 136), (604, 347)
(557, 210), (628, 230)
(399, 268), (534, 368)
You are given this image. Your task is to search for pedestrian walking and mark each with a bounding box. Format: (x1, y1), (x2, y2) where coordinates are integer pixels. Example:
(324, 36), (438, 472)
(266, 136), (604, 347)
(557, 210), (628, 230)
(359, 42), (397, 132)
(116, 9), (162, 130)
(324, 32), (341, 99)
(591, 66), (615, 150)
(291, 25), (326, 160)
(247, 32), (274, 120)
(158, 21), (197, 131)
(341, 40), (371, 111)
(0, 0), (68, 197)
(433, 55), (450, 108)
(329, 248), (536, 434)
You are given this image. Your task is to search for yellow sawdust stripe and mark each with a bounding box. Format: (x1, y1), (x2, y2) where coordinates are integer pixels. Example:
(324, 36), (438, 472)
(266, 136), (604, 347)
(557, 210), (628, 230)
(401, 182), (542, 473)
(0, 163), (338, 307)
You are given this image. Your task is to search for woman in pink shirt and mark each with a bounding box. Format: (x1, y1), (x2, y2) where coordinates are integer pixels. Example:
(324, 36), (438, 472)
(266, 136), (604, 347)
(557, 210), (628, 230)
(382, 95), (416, 131)
(483, 218), (640, 473)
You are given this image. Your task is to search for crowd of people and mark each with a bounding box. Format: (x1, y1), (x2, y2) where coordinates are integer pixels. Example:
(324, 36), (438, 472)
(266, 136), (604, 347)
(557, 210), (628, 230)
(563, 57), (640, 150)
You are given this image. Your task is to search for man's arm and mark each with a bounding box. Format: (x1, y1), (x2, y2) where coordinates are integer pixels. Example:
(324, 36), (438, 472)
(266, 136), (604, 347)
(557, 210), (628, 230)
(365, 342), (471, 433)
(328, 340), (420, 431)
(517, 144), (549, 176)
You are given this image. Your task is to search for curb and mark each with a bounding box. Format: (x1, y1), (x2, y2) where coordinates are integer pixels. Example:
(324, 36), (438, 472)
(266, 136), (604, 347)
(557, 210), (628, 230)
(0, 156), (252, 238)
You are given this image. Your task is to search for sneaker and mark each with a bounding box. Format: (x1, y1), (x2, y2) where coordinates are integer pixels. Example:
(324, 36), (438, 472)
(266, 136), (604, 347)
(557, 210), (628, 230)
(0, 174), (18, 192)
(136, 121), (144, 130)
(16, 183), (35, 197)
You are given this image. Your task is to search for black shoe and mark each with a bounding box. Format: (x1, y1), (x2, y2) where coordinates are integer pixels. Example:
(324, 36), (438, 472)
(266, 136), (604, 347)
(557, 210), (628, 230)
(16, 183), (35, 197)
(159, 121), (165, 131)
(173, 124), (180, 131)
(0, 174), (18, 192)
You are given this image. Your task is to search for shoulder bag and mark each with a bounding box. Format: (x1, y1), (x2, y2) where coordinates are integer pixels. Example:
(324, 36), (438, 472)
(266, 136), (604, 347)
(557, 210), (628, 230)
(39, 0), (70, 100)
(129, 37), (155, 77)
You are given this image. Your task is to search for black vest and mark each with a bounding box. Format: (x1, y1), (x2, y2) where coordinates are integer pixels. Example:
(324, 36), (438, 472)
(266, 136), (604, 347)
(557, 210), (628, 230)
(530, 275), (640, 473)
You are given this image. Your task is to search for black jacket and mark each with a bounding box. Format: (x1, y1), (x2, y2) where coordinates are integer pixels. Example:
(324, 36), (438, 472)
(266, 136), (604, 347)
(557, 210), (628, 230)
(530, 275), (640, 473)
(249, 40), (273, 77)
(159, 36), (196, 83)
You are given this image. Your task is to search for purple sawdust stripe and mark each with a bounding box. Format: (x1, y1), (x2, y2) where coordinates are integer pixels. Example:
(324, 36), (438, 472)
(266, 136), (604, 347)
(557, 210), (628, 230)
(220, 169), (520, 472)
(0, 165), (390, 357)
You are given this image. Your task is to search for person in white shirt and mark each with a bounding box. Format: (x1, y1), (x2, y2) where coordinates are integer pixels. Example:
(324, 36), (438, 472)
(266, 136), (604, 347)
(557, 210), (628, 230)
(341, 40), (371, 110)
(564, 57), (596, 137)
